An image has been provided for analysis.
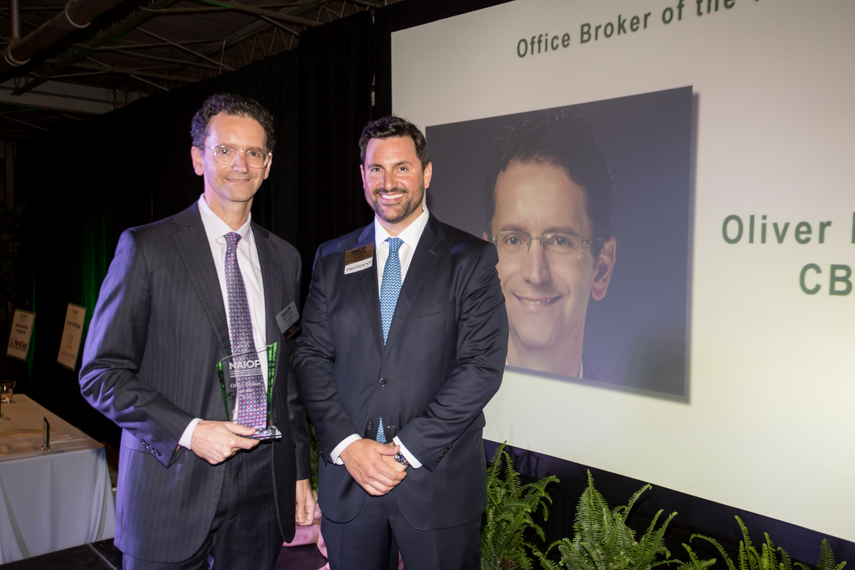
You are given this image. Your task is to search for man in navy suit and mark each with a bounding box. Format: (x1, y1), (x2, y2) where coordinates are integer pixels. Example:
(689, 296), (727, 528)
(295, 116), (508, 569)
(80, 93), (314, 570)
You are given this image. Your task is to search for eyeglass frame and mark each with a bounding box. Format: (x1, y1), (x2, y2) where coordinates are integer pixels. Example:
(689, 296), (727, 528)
(490, 230), (604, 261)
(201, 145), (272, 168)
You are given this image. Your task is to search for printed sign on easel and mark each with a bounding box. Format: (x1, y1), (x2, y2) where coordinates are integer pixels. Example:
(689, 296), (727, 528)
(57, 303), (87, 371)
(6, 309), (35, 361)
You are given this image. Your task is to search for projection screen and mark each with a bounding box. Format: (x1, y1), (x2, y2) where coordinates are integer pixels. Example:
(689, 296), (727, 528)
(391, 0), (855, 543)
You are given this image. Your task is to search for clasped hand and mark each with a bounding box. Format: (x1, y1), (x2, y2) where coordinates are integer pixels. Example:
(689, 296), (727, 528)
(339, 439), (407, 496)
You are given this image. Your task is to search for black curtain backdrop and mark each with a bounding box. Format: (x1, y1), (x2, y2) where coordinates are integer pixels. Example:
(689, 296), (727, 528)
(296, 9), (377, 296)
(9, 0), (853, 566)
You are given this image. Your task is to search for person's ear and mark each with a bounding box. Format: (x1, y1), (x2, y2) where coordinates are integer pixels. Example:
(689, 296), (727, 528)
(191, 146), (204, 176)
(590, 237), (616, 301)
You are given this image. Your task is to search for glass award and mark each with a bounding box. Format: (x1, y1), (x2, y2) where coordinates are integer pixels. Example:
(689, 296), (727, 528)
(216, 343), (281, 440)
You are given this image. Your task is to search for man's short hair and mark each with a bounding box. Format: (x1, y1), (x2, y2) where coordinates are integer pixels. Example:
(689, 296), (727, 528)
(191, 93), (276, 153)
(359, 116), (430, 170)
(484, 110), (614, 258)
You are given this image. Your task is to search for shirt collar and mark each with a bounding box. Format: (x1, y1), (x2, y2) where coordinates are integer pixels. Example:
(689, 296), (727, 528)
(374, 201), (429, 250)
(198, 195), (254, 245)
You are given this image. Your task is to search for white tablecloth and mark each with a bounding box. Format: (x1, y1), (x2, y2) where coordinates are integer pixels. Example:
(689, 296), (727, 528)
(0, 394), (116, 563)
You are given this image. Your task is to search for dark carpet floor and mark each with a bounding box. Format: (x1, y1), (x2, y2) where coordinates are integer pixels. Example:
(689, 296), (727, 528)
(0, 539), (328, 570)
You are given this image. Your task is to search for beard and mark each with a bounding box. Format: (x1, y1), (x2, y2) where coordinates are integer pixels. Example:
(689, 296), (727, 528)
(368, 184), (424, 225)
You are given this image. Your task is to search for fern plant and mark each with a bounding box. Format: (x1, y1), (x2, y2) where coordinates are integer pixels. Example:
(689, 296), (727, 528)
(803, 540), (848, 570)
(481, 442), (559, 570)
(535, 470), (685, 570)
(690, 517), (846, 570)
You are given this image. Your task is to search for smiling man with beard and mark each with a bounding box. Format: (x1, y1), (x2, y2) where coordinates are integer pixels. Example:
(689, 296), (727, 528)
(483, 110), (617, 379)
(295, 116), (508, 569)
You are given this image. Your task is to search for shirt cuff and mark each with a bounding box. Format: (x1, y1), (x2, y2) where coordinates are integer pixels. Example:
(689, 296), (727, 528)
(330, 434), (361, 465)
(178, 418), (202, 449)
(392, 436), (422, 469)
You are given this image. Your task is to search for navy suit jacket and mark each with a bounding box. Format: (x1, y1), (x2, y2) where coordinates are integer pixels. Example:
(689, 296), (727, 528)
(79, 203), (310, 562)
(294, 214), (508, 531)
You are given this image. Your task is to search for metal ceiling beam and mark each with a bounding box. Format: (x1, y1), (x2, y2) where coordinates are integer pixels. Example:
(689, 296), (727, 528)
(162, 0), (370, 79)
(347, 0), (385, 7)
(97, 47), (227, 71)
(136, 26), (235, 71)
(0, 78), (137, 113)
(0, 113), (47, 131)
(255, 14), (299, 36)
(88, 39), (217, 50)
(126, 73), (168, 90)
(69, 60), (198, 83)
(190, 0), (322, 28)
(186, 0), (331, 64)
(138, 2), (313, 15)
(8, 0), (181, 96)
(0, 7), (83, 12)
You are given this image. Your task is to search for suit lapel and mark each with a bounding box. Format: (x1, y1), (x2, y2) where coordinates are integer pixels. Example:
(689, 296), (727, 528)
(383, 215), (443, 358)
(354, 225), (385, 355)
(172, 204), (231, 357)
(254, 224), (287, 384)
(253, 224), (279, 346)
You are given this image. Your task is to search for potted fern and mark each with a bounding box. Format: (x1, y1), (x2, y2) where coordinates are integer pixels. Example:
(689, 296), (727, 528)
(690, 517), (846, 570)
(535, 471), (711, 570)
(481, 442), (559, 570)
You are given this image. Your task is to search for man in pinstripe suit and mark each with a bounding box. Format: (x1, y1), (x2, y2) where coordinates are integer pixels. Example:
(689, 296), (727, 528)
(79, 94), (314, 570)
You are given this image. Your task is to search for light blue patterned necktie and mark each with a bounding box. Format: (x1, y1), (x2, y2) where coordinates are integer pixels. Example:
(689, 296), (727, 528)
(380, 237), (403, 345)
(224, 232), (266, 430)
(377, 237), (403, 444)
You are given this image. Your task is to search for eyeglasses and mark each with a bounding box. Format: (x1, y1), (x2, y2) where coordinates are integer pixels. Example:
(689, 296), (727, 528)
(203, 145), (271, 168)
(491, 231), (601, 261)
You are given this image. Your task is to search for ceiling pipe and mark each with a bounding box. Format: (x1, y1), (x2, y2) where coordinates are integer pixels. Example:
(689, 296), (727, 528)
(2, 0), (126, 75)
(10, 0), (23, 42)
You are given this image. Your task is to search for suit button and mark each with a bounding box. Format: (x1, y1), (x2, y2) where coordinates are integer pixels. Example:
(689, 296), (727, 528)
(378, 378), (387, 386)
(366, 422), (374, 430)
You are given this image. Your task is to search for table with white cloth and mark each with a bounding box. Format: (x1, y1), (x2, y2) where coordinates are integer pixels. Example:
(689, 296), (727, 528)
(0, 394), (116, 564)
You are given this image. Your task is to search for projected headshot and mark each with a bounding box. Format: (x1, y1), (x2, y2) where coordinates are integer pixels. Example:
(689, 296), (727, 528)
(424, 87), (692, 397)
(482, 110), (616, 379)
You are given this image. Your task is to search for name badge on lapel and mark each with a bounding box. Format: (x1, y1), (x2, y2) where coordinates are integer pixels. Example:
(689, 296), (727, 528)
(276, 302), (301, 340)
(344, 244), (374, 275)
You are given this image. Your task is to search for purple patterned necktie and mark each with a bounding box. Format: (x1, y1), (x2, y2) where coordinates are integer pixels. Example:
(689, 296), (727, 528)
(224, 232), (267, 430)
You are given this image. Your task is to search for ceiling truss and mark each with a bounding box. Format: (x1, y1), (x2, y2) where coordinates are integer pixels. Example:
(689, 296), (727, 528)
(0, 0), (397, 140)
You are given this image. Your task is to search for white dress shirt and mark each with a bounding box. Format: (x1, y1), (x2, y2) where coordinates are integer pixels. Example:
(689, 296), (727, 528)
(178, 195), (268, 449)
(330, 203), (430, 469)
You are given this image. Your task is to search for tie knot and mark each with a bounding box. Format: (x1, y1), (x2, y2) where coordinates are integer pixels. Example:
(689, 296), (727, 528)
(387, 237), (403, 255)
(225, 232), (242, 250)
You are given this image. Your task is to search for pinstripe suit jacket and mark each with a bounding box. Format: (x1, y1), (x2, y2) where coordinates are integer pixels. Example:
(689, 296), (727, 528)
(79, 203), (310, 562)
